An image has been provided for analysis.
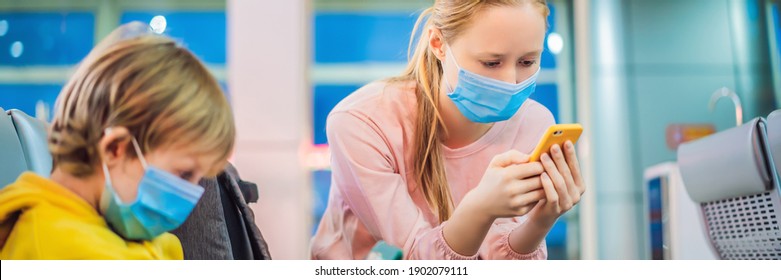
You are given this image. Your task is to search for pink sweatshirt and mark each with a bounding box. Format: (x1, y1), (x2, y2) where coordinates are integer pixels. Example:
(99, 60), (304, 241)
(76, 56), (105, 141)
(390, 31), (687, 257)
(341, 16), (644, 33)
(311, 80), (555, 260)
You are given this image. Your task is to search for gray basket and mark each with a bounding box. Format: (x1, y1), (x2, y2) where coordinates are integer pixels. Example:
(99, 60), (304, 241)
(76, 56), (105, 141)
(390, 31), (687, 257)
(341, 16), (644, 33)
(700, 180), (781, 260)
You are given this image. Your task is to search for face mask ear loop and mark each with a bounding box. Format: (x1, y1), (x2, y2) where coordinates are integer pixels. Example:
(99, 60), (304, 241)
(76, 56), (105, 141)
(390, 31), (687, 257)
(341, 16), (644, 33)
(101, 160), (114, 185)
(445, 46), (462, 70)
(99, 127), (120, 189)
(443, 46), (460, 93)
(130, 136), (148, 169)
(100, 129), (115, 214)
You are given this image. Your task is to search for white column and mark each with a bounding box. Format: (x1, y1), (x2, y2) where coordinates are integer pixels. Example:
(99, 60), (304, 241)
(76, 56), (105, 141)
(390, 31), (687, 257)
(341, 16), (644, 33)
(574, 0), (640, 260)
(227, 0), (311, 260)
(573, 0), (598, 260)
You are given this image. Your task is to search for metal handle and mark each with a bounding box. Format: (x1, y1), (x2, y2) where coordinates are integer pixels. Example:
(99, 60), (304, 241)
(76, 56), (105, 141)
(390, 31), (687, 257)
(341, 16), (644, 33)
(709, 87), (743, 127)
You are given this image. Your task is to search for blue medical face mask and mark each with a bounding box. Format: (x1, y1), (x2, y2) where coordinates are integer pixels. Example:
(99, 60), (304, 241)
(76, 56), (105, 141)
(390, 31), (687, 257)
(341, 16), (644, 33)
(100, 135), (204, 240)
(443, 47), (540, 123)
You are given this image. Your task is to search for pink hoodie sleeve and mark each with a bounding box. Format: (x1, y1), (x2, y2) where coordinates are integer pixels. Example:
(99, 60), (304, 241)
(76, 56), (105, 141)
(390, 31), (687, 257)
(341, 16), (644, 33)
(319, 111), (547, 260)
(322, 112), (475, 260)
(481, 218), (548, 260)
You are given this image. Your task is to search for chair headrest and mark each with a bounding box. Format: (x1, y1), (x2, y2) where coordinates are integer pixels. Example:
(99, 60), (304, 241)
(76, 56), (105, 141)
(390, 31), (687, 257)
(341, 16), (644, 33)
(8, 109), (52, 176)
(0, 107), (29, 188)
(678, 117), (776, 203)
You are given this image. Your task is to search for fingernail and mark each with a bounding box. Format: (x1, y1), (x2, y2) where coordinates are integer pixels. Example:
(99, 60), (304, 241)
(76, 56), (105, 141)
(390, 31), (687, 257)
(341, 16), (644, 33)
(542, 153), (550, 161)
(552, 144), (561, 154)
(566, 141), (573, 149)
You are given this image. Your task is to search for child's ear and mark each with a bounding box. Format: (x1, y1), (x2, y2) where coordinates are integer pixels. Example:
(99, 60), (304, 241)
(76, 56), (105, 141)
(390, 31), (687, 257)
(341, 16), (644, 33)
(98, 126), (132, 168)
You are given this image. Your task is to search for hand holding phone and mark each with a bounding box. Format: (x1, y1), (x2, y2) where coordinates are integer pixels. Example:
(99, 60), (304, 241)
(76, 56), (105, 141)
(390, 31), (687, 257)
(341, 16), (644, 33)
(525, 123), (586, 228)
(528, 124), (583, 162)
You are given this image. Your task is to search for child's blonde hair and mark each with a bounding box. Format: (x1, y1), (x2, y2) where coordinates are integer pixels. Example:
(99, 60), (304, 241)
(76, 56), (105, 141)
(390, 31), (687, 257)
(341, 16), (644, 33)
(49, 22), (235, 177)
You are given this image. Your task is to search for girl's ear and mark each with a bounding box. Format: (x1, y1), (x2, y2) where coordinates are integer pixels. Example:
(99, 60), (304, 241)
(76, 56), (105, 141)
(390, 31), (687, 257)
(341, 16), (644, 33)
(429, 27), (447, 61)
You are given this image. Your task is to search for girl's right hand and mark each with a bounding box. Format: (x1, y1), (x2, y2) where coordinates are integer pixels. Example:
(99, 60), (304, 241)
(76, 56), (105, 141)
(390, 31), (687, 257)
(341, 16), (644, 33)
(461, 150), (546, 220)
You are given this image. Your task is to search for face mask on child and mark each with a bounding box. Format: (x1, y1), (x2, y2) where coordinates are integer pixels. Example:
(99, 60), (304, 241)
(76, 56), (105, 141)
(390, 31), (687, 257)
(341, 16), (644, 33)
(100, 134), (204, 240)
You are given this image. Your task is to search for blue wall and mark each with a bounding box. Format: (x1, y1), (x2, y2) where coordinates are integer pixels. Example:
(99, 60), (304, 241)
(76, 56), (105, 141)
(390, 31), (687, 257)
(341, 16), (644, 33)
(0, 12), (94, 117)
(120, 12), (226, 64)
(0, 12), (94, 66)
(0, 11), (227, 118)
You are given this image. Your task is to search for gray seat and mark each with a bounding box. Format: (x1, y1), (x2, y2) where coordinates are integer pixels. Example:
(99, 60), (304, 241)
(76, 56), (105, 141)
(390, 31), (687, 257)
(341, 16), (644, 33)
(678, 115), (781, 260)
(0, 107), (52, 188)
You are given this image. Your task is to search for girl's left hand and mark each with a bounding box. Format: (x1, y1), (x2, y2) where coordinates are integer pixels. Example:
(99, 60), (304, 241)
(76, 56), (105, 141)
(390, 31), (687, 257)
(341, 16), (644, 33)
(527, 140), (586, 226)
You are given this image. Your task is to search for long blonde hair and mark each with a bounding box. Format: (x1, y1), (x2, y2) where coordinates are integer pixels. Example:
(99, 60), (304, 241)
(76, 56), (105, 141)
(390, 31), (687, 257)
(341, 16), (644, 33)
(49, 22), (235, 178)
(392, 0), (549, 223)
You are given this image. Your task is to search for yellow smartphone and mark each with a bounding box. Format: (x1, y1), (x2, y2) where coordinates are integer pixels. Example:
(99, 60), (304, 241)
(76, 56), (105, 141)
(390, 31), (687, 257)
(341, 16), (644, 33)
(528, 124), (583, 162)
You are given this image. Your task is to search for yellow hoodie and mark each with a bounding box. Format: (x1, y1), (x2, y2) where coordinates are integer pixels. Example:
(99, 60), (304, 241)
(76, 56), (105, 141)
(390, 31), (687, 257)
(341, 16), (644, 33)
(0, 172), (183, 259)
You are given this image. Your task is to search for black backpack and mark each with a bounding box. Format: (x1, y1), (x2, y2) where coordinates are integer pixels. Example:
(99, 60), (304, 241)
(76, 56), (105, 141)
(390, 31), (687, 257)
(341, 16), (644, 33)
(171, 163), (271, 260)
